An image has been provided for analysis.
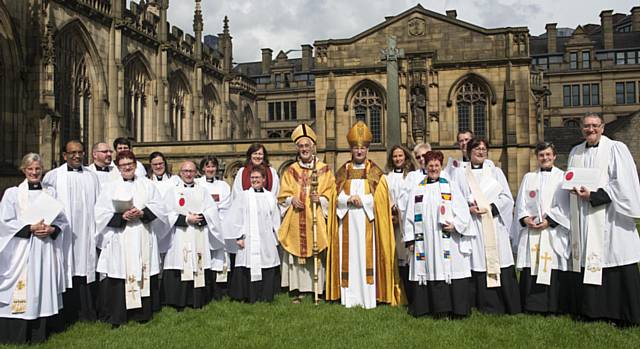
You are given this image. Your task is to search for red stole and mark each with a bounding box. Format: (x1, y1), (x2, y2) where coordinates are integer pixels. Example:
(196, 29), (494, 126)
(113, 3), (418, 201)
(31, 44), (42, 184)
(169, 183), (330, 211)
(241, 164), (274, 191)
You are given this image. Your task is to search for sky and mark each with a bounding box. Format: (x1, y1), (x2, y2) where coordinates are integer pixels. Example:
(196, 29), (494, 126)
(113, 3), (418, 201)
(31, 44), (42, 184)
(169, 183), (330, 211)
(165, 0), (639, 63)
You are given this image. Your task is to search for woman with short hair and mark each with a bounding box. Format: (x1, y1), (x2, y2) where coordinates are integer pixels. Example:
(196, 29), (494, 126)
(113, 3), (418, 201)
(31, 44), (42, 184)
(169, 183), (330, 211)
(404, 151), (473, 318)
(94, 150), (168, 326)
(0, 153), (68, 343)
(231, 143), (280, 198)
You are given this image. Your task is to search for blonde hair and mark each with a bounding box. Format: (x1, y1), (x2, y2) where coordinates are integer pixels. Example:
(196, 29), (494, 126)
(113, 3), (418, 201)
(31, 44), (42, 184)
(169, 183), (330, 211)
(20, 153), (42, 171)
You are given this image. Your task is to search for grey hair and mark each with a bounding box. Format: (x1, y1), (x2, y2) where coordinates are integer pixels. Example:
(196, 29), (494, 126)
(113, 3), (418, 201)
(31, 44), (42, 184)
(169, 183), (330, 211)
(581, 112), (604, 125)
(20, 153), (42, 170)
(413, 143), (432, 153)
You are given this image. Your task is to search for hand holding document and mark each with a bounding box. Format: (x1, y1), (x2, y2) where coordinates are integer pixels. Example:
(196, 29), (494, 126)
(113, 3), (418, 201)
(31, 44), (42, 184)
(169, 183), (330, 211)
(562, 167), (602, 192)
(23, 193), (63, 225)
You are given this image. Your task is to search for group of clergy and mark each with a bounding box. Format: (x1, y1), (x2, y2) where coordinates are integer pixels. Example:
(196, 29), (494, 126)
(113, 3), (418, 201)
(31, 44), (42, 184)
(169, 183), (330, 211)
(1, 113), (639, 344)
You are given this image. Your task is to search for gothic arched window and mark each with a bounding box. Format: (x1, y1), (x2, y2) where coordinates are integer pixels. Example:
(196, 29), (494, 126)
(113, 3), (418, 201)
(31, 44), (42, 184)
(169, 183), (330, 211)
(456, 80), (488, 138)
(352, 87), (382, 143)
(55, 29), (92, 155)
(202, 85), (218, 140)
(124, 58), (150, 142)
(169, 73), (190, 141)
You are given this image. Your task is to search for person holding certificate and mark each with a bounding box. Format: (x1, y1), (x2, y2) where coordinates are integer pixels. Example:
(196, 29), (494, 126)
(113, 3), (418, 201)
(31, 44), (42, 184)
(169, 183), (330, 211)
(0, 153), (68, 344)
(94, 151), (169, 326)
(161, 161), (223, 310)
(511, 142), (572, 315)
(564, 113), (640, 326)
(451, 138), (521, 314)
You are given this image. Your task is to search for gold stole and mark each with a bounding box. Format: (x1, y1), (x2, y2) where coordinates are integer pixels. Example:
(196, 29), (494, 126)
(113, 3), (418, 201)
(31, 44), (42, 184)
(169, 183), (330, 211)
(340, 170), (375, 287)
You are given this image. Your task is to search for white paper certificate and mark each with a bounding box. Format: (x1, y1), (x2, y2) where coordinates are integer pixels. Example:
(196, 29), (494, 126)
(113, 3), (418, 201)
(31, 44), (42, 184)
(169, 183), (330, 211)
(23, 193), (63, 225)
(562, 167), (602, 192)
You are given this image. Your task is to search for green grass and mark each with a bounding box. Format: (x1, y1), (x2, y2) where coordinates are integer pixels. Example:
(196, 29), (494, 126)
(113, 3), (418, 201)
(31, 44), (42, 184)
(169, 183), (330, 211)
(3, 294), (640, 349)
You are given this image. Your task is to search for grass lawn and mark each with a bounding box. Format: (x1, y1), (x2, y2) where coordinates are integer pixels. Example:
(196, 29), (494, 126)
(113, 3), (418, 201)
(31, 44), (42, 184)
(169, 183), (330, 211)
(2, 294), (639, 349)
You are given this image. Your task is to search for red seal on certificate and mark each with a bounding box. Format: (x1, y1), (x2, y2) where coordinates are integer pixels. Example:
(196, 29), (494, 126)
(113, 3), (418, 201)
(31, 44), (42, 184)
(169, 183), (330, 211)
(565, 171), (574, 181)
(179, 197), (185, 206)
(212, 194), (220, 202)
(440, 205), (446, 215)
(529, 190), (536, 198)
(453, 160), (459, 168)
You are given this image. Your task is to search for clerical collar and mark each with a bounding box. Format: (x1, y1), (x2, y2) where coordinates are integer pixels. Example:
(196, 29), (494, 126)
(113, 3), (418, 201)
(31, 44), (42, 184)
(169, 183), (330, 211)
(28, 182), (42, 190)
(253, 188), (264, 193)
(426, 177), (438, 184)
(183, 182), (195, 188)
(155, 175), (164, 181)
(586, 142), (599, 148)
(124, 177), (135, 182)
(95, 165), (111, 172)
(299, 159), (314, 169)
(540, 167), (552, 172)
(67, 165), (83, 172)
(393, 168), (403, 173)
(471, 163), (483, 169)
(206, 177), (215, 183)
(352, 162), (366, 169)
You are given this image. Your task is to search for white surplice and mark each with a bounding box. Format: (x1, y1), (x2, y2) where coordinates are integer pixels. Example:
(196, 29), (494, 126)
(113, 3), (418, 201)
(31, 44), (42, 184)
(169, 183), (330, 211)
(512, 167), (571, 273)
(0, 184), (69, 319)
(565, 137), (640, 270)
(195, 177), (231, 273)
(42, 164), (99, 285)
(403, 174), (473, 283)
(87, 163), (116, 188)
(451, 160), (515, 271)
(224, 188), (281, 278)
(94, 176), (169, 281)
(385, 170), (410, 266)
(162, 181), (224, 278)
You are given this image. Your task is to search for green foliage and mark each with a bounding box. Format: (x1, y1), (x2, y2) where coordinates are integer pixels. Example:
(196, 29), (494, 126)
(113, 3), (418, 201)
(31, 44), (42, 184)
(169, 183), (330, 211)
(3, 295), (640, 348)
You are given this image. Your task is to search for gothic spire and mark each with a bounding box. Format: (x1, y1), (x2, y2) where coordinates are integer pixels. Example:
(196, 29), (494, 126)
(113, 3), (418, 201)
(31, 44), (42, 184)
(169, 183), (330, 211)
(193, 0), (203, 33)
(223, 15), (229, 36)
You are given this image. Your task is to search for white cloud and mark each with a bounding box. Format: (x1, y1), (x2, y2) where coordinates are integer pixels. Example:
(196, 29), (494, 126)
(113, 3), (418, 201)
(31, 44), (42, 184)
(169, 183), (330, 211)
(166, 0), (638, 62)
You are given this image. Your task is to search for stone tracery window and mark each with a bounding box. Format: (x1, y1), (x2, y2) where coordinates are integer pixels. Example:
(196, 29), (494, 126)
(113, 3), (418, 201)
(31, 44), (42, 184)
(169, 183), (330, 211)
(352, 86), (382, 143)
(55, 29), (92, 155)
(202, 85), (217, 140)
(456, 80), (487, 138)
(169, 73), (189, 141)
(124, 58), (150, 142)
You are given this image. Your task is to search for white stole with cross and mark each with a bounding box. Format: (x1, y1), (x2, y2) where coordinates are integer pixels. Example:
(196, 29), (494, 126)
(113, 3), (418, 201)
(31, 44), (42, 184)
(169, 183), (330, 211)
(568, 137), (612, 285)
(175, 186), (207, 288)
(113, 179), (152, 310)
(524, 170), (562, 285)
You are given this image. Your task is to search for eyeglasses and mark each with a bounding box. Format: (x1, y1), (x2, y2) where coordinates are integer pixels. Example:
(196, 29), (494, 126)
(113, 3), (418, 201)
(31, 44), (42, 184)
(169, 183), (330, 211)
(582, 123), (602, 129)
(66, 151), (85, 157)
(296, 143), (313, 149)
(118, 161), (135, 168)
(472, 148), (488, 153)
(180, 169), (196, 174)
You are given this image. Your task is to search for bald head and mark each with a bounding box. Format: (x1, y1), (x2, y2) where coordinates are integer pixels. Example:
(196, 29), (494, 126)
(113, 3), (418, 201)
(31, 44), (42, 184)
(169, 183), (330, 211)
(91, 142), (113, 166)
(179, 161), (198, 184)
